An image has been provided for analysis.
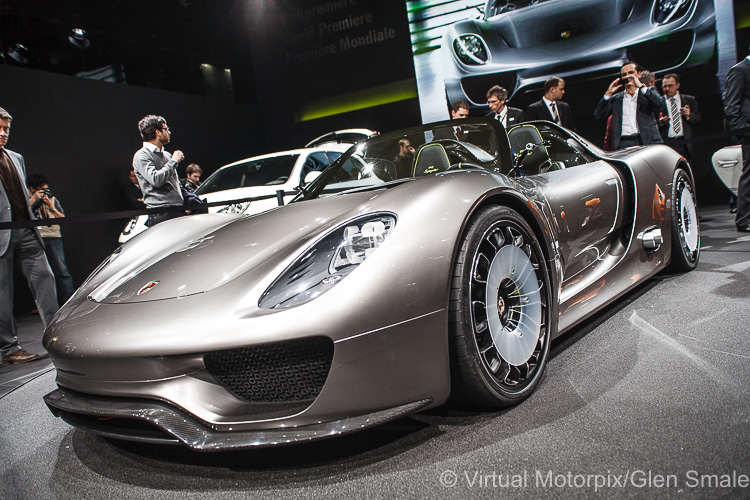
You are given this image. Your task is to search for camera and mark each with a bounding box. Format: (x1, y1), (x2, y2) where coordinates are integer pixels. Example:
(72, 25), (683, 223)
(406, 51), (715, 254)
(619, 77), (631, 86)
(42, 188), (53, 197)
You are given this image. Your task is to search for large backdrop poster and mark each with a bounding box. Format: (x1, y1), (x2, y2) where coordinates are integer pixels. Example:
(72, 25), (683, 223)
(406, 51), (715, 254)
(407, 0), (736, 125)
(248, 0), (417, 147)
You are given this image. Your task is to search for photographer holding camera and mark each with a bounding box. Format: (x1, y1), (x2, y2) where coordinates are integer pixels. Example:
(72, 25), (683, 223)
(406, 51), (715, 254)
(594, 61), (664, 149)
(28, 174), (74, 304)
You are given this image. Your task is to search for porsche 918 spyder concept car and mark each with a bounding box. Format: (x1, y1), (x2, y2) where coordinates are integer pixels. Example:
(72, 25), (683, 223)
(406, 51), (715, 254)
(442, 0), (716, 108)
(43, 118), (700, 450)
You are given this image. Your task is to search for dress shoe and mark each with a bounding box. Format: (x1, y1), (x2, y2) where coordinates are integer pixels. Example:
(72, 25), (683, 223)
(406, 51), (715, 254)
(737, 224), (750, 233)
(730, 207), (737, 214)
(2, 349), (40, 365)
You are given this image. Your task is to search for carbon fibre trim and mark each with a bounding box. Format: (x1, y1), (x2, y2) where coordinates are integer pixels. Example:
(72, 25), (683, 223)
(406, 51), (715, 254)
(44, 388), (432, 451)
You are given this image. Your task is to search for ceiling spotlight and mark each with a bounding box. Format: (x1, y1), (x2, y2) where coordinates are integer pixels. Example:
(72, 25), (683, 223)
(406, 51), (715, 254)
(68, 29), (90, 49)
(7, 43), (29, 65)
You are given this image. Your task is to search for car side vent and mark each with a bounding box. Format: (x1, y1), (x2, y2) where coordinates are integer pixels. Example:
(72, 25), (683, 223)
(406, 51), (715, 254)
(204, 337), (334, 402)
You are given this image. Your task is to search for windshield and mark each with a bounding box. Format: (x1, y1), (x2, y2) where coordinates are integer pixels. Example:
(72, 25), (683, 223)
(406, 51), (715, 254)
(297, 119), (511, 201)
(196, 154), (299, 195)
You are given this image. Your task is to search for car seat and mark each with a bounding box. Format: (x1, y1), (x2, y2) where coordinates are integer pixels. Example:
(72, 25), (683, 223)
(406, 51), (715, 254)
(507, 124), (558, 175)
(412, 143), (451, 176)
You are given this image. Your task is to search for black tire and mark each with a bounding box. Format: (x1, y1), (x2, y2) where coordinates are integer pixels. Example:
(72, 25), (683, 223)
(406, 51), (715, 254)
(449, 206), (552, 408)
(670, 168), (700, 271)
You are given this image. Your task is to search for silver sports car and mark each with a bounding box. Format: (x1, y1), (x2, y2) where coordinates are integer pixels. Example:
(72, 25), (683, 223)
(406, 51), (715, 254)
(442, 0), (716, 107)
(43, 118), (700, 450)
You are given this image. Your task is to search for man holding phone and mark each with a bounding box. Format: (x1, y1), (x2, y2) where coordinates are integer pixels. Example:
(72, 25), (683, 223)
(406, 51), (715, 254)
(594, 62), (664, 149)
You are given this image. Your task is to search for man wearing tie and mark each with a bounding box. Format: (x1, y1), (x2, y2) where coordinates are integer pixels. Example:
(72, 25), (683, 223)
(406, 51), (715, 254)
(433, 100), (470, 141)
(0, 106), (58, 364)
(485, 86), (524, 128)
(524, 77), (576, 131)
(658, 73), (701, 160)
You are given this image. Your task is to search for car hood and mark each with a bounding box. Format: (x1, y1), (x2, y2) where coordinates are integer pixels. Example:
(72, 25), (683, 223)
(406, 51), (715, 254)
(87, 190), (384, 304)
(482, 0), (633, 49)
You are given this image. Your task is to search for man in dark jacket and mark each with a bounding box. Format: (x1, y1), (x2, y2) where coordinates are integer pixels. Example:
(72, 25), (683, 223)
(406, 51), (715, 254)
(724, 55), (750, 232)
(594, 62), (664, 149)
(659, 73), (701, 159)
(524, 76), (576, 131)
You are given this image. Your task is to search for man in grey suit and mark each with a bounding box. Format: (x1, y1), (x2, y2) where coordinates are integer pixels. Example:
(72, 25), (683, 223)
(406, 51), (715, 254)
(0, 106), (58, 364)
(594, 62), (664, 149)
(724, 55), (750, 232)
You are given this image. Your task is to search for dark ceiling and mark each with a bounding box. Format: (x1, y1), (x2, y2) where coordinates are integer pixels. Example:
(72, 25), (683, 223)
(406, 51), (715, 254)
(0, 0), (257, 101)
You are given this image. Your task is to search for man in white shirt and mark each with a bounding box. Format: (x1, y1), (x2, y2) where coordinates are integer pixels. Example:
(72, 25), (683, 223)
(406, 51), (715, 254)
(594, 62), (664, 149)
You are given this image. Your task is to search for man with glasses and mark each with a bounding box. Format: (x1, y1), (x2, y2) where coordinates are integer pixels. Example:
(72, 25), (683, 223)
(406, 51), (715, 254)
(485, 86), (524, 129)
(132, 115), (185, 227)
(658, 73), (701, 160)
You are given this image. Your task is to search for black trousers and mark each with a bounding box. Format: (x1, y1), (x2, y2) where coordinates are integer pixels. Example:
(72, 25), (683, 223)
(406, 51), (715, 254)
(736, 138), (750, 228)
(146, 210), (185, 227)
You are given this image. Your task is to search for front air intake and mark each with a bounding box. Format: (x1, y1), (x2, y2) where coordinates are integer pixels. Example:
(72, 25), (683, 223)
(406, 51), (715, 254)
(203, 337), (334, 402)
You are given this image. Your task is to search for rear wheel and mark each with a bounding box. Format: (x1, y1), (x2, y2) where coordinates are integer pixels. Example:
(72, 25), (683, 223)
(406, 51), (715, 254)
(670, 168), (700, 271)
(449, 206), (552, 407)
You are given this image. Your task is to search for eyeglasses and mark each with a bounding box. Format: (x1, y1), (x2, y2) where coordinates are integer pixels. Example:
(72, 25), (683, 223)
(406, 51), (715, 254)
(161, 126), (170, 132)
(662, 84), (676, 88)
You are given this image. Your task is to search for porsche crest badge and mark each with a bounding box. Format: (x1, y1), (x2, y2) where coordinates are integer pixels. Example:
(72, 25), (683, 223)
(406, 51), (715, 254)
(137, 281), (160, 295)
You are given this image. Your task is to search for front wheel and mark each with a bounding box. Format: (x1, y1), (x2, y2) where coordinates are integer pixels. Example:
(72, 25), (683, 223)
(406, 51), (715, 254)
(670, 168), (700, 271)
(449, 206), (553, 407)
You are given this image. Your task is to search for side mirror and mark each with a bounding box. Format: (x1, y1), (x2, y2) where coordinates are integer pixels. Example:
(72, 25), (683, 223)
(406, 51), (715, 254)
(303, 171), (322, 186)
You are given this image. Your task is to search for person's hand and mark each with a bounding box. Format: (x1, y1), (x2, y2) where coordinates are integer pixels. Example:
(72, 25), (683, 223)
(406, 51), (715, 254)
(605, 78), (621, 97)
(172, 150), (184, 162)
(43, 194), (55, 209)
(681, 105), (690, 120)
(29, 191), (44, 204)
(659, 113), (670, 125)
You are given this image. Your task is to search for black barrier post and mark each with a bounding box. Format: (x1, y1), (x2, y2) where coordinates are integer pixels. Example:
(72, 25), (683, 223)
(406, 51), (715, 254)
(276, 190), (285, 207)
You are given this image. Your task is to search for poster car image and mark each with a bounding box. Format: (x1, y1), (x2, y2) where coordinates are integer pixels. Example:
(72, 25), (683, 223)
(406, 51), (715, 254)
(43, 118), (699, 450)
(409, 0), (716, 121)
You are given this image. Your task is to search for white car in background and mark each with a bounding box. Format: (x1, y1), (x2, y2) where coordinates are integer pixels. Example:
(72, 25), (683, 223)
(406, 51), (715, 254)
(305, 128), (378, 148)
(119, 144), (350, 242)
(711, 145), (741, 195)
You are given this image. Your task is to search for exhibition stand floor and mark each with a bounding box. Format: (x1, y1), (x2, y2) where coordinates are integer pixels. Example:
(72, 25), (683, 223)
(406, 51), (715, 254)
(2, 205), (749, 498)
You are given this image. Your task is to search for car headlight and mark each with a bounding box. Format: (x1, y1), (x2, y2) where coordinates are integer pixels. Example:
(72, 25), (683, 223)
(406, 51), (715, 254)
(652, 0), (691, 25)
(259, 214), (396, 309)
(217, 202), (251, 214)
(453, 34), (489, 65)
